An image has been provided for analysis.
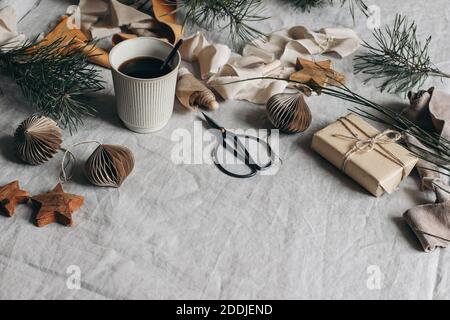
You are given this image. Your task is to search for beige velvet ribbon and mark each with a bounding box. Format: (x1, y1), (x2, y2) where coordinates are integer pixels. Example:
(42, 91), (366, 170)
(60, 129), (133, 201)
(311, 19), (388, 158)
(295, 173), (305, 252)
(403, 88), (450, 252)
(333, 117), (406, 177)
(0, 6), (26, 47)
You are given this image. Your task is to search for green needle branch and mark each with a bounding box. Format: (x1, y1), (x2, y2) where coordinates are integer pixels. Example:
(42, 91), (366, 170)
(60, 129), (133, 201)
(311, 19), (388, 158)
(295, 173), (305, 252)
(287, 0), (369, 17)
(0, 37), (105, 133)
(173, 0), (268, 48)
(354, 14), (450, 94)
(168, 0), (369, 47)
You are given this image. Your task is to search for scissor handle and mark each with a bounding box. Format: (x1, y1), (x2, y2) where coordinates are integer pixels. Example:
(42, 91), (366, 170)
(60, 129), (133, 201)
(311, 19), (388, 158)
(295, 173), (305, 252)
(211, 144), (258, 179)
(212, 132), (275, 178)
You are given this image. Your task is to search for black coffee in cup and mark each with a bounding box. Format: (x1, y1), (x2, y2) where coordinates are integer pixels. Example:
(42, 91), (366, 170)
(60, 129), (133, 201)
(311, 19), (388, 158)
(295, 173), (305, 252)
(118, 57), (172, 79)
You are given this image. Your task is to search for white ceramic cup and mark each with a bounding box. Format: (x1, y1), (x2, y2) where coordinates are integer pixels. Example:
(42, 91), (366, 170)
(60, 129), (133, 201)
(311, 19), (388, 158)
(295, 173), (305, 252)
(109, 37), (181, 133)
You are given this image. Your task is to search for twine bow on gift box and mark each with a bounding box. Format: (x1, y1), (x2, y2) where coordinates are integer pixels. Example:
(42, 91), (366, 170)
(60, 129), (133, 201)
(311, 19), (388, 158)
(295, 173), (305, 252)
(333, 117), (407, 178)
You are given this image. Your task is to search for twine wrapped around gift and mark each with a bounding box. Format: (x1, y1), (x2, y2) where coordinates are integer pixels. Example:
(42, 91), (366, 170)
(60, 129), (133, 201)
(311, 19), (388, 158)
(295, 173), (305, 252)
(333, 117), (407, 178)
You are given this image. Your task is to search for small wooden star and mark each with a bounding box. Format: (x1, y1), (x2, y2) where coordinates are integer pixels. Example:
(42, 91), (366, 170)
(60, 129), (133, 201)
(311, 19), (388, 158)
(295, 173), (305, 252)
(289, 58), (346, 88)
(0, 181), (30, 217)
(31, 184), (84, 227)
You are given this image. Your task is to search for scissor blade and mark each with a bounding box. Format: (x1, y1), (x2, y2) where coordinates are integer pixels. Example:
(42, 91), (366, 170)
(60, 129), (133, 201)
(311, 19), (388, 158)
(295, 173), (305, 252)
(202, 112), (222, 130)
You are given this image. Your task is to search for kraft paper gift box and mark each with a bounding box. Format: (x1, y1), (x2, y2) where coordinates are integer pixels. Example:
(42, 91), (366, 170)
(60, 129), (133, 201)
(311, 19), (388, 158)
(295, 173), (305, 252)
(311, 114), (418, 197)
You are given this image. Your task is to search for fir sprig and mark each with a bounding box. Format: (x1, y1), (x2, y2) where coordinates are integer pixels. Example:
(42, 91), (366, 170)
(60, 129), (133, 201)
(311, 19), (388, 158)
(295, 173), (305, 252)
(354, 14), (450, 93)
(174, 0), (268, 47)
(0, 38), (104, 133)
(288, 0), (369, 17)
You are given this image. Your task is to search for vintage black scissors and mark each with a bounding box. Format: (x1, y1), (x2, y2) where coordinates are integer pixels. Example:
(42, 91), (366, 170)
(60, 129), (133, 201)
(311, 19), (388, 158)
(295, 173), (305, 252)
(202, 112), (279, 178)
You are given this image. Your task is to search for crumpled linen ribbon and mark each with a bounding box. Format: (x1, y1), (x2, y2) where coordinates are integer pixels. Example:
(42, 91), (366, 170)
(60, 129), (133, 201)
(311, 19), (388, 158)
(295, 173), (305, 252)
(403, 88), (450, 252)
(60, 0), (182, 67)
(179, 32), (287, 104)
(0, 5), (111, 68)
(0, 6), (26, 47)
(42, 15), (111, 68)
(75, 0), (156, 39)
(179, 27), (360, 104)
(70, 0), (181, 43)
(243, 26), (361, 65)
(333, 117), (406, 175)
(209, 57), (287, 104)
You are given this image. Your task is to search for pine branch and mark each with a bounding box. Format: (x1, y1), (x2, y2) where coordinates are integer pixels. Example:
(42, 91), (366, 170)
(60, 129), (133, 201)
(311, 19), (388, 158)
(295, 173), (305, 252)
(354, 14), (450, 94)
(174, 0), (268, 48)
(0, 38), (104, 133)
(288, 0), (332, 12)
(288, 0), (369, 17)
(347, 0), (369, 18)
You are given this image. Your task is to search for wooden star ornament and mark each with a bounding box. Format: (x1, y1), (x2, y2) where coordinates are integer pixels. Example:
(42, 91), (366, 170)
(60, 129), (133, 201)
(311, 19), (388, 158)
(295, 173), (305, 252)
(289, 58), (346, 88)
(31, 184), (84, 227)
(0, 181), (30, 217)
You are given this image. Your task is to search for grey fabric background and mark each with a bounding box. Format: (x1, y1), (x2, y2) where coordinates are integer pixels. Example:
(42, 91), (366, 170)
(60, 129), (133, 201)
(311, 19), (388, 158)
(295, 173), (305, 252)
(0, 0), (448, 299)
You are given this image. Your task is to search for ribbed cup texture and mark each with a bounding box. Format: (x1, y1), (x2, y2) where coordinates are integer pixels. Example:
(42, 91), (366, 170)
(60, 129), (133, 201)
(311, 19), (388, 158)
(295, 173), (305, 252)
(112, 69), (178, 132)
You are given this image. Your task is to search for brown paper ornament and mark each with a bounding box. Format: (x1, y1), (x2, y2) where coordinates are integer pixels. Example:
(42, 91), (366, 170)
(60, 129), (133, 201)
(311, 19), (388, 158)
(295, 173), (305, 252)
(266, 93), (312, 133)
(85, 144), (134, 188)
(14, 115), (63, 165)
(31, 183), (84, 227)
(0, 181), (30, 217)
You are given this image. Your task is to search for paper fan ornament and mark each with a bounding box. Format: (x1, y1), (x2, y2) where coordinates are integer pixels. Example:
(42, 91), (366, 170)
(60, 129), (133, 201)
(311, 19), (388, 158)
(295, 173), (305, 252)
(14, 116), (63, 165)
(85, 144), (134, 188)
(266, 93), (312, 133)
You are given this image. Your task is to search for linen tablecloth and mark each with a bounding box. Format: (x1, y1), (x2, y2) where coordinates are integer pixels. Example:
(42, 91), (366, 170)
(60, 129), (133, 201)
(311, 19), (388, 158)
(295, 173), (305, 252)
(0, 0), (448, 299)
